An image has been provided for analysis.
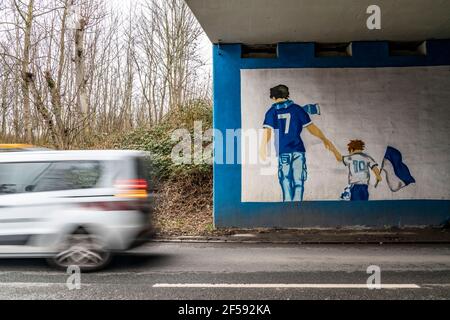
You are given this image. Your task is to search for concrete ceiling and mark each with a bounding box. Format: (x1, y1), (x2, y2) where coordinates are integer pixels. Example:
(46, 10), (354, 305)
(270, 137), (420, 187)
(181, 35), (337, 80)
(186, 0), (450, 44)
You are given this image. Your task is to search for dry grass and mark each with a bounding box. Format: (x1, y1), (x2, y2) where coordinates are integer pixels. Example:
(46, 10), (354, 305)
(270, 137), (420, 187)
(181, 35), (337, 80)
(153, 172), (214, 236)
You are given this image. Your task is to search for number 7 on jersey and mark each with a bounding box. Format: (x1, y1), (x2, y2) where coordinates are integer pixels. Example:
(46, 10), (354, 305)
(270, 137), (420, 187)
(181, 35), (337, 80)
(278, 114), (291, 134)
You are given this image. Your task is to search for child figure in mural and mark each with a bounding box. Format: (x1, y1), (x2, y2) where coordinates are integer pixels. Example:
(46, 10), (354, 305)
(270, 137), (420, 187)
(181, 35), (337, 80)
(331, 140), (383, 201)
(259, 85), (338, 202)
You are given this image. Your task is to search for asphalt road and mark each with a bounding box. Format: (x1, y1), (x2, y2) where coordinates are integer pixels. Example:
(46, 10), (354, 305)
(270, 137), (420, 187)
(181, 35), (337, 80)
(0, 243), (449, 300)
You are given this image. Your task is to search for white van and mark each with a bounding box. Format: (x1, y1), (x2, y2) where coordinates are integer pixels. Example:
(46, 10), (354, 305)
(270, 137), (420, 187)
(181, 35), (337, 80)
(0, 150), (155, 271)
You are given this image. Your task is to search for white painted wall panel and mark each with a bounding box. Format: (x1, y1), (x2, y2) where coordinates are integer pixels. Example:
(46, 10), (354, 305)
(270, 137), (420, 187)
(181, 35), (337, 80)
(241, 67), (450, 202)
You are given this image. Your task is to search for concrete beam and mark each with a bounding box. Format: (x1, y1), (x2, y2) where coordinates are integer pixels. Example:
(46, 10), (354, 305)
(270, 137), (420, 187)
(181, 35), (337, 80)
(186, 0), (450, 44)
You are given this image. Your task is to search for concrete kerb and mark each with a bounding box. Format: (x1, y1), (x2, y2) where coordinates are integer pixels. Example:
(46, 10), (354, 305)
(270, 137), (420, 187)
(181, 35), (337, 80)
(151, 227), (450, 244)
(150, 239), (450, 245)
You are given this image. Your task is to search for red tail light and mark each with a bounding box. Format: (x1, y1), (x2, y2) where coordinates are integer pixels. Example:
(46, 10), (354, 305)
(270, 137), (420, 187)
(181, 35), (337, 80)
(114, 179), (148, 199)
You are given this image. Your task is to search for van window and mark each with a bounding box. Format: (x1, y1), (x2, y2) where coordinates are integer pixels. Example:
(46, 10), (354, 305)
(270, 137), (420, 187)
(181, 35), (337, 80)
(0, 161), (102, 194)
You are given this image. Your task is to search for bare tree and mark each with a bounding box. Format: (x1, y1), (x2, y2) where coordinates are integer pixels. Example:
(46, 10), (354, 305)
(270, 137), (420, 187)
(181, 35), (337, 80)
(74, 16), (88, 116)
(17, 0), (35, 142)
(0, 0), (211, 147)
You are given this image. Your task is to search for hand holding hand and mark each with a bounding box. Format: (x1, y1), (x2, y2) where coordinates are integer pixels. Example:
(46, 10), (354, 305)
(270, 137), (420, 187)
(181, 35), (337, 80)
(323, 140), (342, 162)
(333, 151), (342, 162)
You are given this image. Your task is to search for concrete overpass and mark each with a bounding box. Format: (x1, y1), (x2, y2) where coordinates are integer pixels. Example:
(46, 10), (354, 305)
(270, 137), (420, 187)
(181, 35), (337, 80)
(185, 0), (450, 228)
(186, 0), (450, 44)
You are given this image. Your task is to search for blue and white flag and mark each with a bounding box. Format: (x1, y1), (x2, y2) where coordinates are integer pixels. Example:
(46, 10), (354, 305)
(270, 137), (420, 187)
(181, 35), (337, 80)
(381, 146), (416, 192)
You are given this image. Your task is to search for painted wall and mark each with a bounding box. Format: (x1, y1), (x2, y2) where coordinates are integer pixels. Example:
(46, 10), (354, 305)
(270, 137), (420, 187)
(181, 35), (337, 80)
(241, 67), (450, 202)
(213, 41), (450, 228)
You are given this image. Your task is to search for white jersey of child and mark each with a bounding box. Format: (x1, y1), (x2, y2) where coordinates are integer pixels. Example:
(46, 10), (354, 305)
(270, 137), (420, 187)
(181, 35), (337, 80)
(342, 153), (378, 185)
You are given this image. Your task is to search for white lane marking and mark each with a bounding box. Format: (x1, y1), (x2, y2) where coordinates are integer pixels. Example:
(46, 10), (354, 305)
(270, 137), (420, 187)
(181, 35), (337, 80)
(0, 283), (63, 288)
(422, 284), (450, 287)
(0, 282), (93, 288)
(153, 283), (421, 289)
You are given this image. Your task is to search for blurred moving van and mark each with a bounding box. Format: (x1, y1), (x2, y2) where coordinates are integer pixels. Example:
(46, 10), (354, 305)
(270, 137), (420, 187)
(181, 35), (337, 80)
(0, 150), (155, 271)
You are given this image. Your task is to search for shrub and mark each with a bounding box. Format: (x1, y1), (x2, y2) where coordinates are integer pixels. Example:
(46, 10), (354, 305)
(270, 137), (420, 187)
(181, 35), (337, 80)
(116, 100), (213, 186)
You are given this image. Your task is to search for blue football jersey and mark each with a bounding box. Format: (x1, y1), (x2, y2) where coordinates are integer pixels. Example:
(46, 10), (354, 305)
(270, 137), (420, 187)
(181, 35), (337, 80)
(263, 100), (313, 155)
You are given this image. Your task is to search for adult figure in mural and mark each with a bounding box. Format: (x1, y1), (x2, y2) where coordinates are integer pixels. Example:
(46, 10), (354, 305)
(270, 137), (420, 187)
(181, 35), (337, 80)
(259, 85), (339, 202)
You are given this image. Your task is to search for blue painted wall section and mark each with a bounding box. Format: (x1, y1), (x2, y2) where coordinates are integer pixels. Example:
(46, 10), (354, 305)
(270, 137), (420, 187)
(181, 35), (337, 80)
(212, 40), (450, 228)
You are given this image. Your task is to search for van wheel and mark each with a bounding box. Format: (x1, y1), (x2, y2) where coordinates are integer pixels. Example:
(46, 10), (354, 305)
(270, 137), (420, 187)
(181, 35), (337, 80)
(47, 231), (112, 272)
